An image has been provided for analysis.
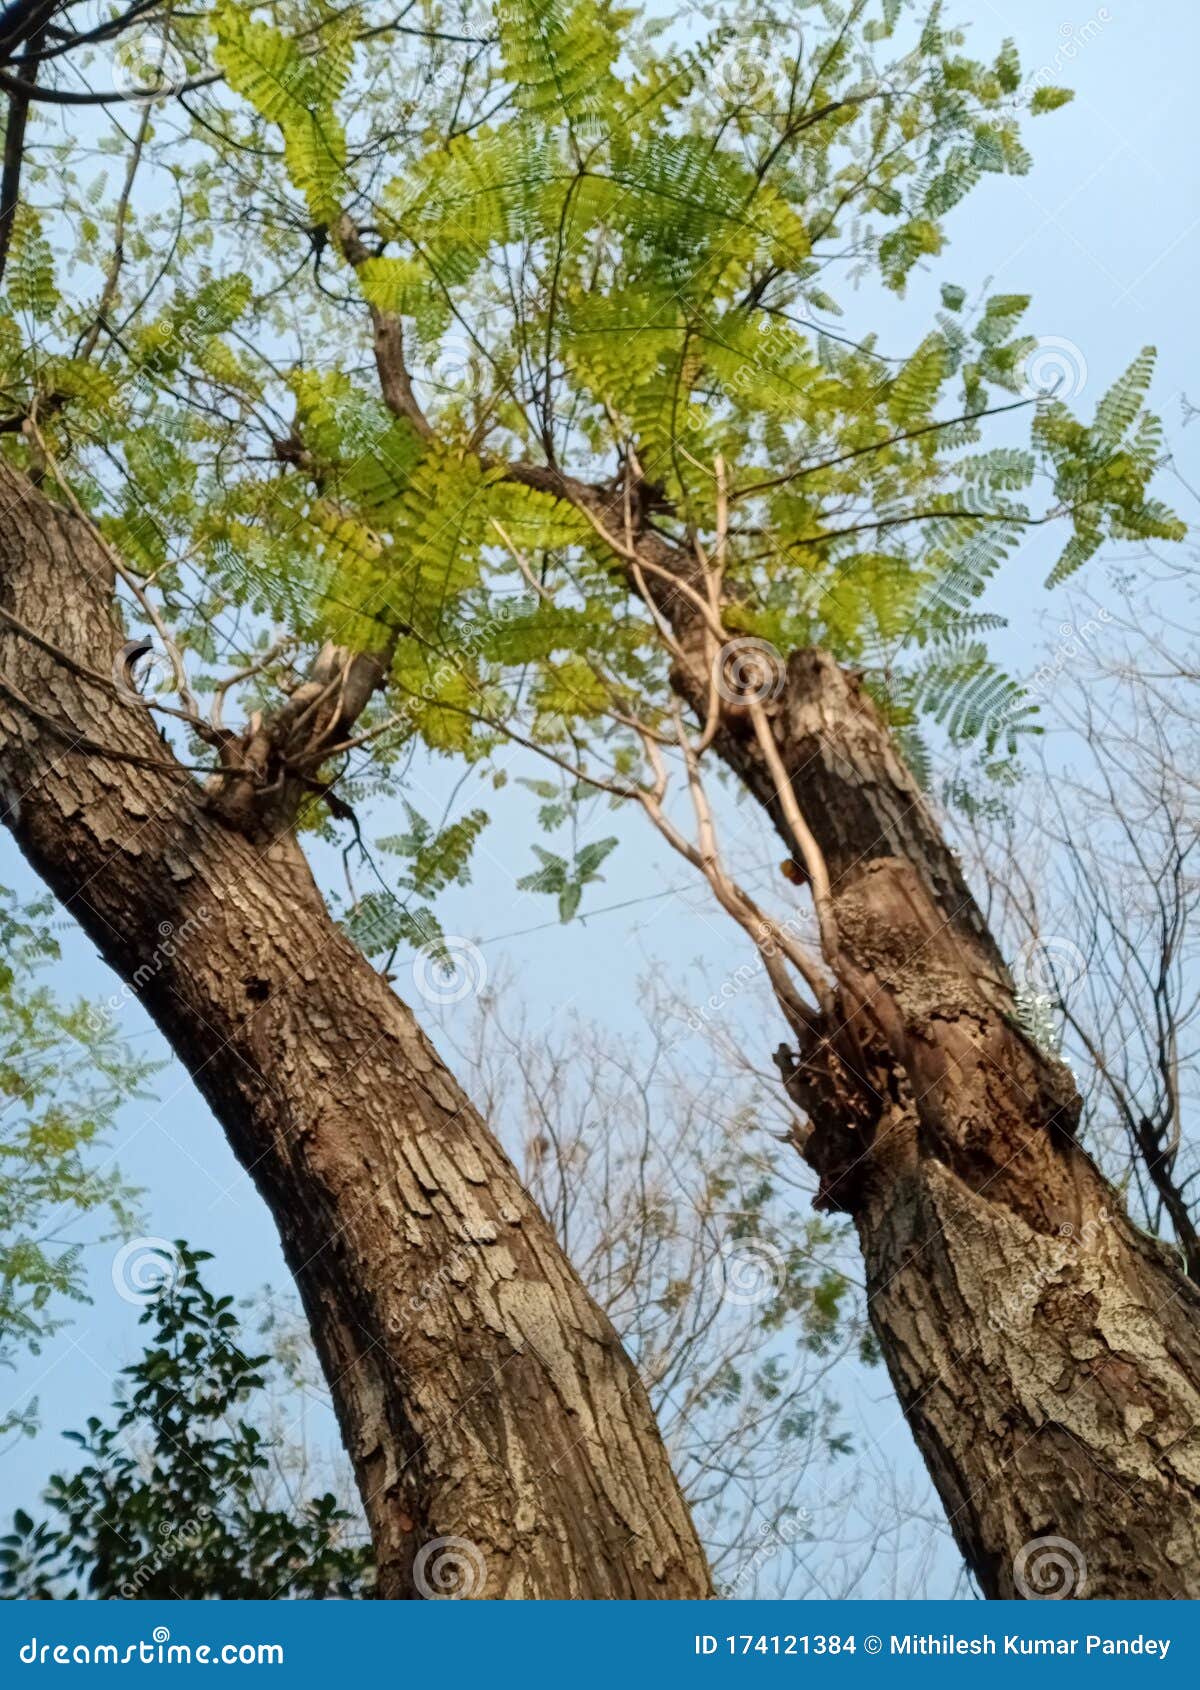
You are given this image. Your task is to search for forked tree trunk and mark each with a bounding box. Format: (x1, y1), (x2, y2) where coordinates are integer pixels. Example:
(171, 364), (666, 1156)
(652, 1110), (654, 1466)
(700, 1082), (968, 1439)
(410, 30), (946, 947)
(707, 647), (1200, 1599)
(0, 463), (710, 1601)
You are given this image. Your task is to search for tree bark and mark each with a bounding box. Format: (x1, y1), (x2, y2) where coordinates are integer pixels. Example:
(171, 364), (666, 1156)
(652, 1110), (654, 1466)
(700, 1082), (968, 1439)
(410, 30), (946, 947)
(707, 646), (1200, 1599)
(506, 464), (1200, 1596)
(0, 462), (711, 1601)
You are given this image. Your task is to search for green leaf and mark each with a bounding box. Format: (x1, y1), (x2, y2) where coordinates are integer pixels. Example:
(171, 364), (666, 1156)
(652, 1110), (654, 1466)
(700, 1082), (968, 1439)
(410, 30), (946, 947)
(1030, 86), (1074, 114)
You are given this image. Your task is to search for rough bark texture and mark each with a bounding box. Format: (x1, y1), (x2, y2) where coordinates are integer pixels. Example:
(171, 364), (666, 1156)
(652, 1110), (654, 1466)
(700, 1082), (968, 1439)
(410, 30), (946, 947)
(492, 460), (1200, 1595)
(0, 462), (711, 1601)
(713, 648), (1200, 1599)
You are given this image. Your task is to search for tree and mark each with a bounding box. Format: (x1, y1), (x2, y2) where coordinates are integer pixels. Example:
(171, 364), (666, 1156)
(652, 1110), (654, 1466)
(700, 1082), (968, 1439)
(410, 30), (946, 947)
(0, 1244), (374, 1599)
(964, 543), (1200, 1276)
(0, 458), (709, 1599)
(0, 884), (147, 1442)
(0, 5), (711, 1604)
(4, 987), (880, 1599)
(0, 0), (1196, 1599)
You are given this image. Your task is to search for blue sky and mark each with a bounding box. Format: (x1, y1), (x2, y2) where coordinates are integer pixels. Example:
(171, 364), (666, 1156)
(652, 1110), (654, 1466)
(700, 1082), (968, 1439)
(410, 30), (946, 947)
(2, 0), (1197, 1598)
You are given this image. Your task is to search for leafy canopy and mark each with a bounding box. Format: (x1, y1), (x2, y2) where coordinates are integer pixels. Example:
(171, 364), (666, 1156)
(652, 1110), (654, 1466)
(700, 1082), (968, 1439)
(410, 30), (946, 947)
(0, 0), (1180, 915)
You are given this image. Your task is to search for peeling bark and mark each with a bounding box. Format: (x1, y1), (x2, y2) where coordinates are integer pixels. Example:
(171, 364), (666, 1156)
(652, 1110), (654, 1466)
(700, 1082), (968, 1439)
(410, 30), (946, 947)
(0, 463), (711, 1601)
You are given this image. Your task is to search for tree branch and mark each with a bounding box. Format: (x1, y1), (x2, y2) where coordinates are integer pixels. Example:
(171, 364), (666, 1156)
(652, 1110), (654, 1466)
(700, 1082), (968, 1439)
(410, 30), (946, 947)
(334, 213), (432, 438)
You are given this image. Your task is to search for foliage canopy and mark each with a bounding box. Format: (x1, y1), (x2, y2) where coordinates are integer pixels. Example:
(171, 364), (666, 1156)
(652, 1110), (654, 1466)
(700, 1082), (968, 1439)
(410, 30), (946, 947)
(0, 2), (1180, 924)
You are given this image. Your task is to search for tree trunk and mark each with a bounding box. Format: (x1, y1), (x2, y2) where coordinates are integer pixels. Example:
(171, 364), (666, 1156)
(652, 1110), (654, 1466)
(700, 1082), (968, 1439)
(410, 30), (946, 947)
(707, 646), (1200, 1598)
(508, 465), (1200, 1596)
(0, 462), (710, 1601)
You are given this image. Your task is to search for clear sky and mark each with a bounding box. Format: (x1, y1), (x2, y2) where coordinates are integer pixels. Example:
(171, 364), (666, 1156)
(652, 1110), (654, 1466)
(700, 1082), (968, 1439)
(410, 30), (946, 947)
(3, 0), (1197, 1599)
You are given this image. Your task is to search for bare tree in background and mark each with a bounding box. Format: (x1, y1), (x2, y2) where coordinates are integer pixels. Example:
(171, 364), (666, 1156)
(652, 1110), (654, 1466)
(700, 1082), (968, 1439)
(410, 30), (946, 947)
(435, 967), (886, 1597)
(964, 535), (1200, 1278)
